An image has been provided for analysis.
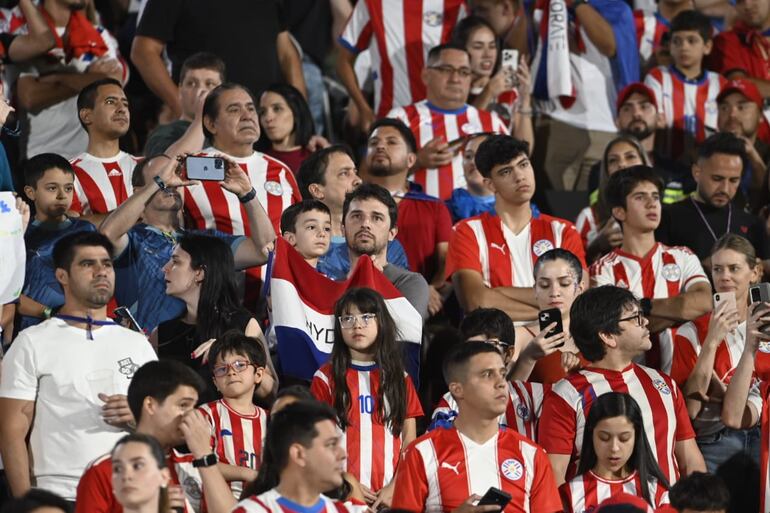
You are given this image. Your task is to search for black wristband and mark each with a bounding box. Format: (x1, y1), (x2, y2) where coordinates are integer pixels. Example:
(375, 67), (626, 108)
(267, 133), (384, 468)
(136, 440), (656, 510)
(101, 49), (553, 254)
(153, 175), (167, 191)
(239, 187), (257, 203)
(641, 298), (653, 317)
(192, 453), (217, 468)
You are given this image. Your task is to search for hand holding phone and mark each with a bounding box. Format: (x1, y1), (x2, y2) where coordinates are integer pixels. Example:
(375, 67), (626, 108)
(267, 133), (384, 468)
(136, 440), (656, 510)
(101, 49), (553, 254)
(539, 308), (565, 348)
(477, 487), (512, 511)
(185, 156), (225, 181)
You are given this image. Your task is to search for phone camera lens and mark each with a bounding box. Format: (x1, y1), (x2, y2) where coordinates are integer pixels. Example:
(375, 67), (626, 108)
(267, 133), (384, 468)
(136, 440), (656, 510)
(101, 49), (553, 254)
(214, 159), (223, 169)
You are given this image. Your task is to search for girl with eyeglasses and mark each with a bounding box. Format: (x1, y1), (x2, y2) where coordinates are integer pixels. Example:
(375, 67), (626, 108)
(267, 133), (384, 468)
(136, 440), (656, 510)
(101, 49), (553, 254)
(310, 287), (423, 510)
(560, 392), (670, 513)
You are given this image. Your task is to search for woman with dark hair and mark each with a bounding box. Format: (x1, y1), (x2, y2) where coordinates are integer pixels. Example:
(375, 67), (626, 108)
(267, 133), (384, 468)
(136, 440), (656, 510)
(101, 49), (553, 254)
(575, 135), (651, 264)
(153, 233), (276, 403)
(512, 248), (587, 383)
(111, 433), (171, 513)
(560, 392), (670, 513)
(310, 287), (423, 508)
(451, 15), (531, 122)
(257, 83), (327, 174)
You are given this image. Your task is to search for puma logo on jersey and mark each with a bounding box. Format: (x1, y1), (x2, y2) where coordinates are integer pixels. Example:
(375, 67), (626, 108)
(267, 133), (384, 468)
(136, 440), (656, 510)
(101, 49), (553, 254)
(108, 169), (123, 177)
(441, 461), (461, 475)
(490, 242), (506, 254)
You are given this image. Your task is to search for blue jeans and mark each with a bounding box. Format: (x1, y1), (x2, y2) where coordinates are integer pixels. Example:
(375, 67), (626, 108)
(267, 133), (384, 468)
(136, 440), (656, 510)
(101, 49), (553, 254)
(696, 425), (761, 473)
(302, 56), (326, 135)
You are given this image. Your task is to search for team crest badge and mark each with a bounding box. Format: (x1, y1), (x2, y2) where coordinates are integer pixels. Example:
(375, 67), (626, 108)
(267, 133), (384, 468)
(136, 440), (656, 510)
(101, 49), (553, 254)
(653, 379), (671, 395)
(759, 341), (770, 354)
(117, 358), (139, 379)
(423, 11), (443, 26)
(661, 263), (681, 282)
(516, 403), (530, 421)
(264, 181), (283, 196)
(501, 458), (523, 481)
(532, 239), (554, 257)
(183, 476), (202, 500)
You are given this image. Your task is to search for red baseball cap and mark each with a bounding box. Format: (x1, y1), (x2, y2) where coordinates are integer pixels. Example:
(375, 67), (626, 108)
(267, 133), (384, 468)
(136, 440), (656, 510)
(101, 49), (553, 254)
(717, 79), (763, 108)
(616, 82), (658, 113)
(596, 493), (651, 512)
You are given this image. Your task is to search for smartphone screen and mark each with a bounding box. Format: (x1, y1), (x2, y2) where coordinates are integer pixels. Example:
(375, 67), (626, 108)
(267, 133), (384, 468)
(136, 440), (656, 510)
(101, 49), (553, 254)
(185, 156), (225, 181)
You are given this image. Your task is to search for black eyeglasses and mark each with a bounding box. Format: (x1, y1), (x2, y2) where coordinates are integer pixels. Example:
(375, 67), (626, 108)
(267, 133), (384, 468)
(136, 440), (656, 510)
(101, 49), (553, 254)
(618, 310), (645, 327)
(428, 65), (473, 78)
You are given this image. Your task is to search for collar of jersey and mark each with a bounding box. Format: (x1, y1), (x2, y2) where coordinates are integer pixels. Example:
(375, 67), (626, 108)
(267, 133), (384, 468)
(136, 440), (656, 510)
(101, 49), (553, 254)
(31, 217), (75, 230)
(276, 496), (325, 513)
(584, 362), (636, 376)
(613, 242), (661, 264)
(667, 65), (708, 86)
(425, 101), (468, 115)
(350, 360), (378, 371)
(145, 224), (183, 239)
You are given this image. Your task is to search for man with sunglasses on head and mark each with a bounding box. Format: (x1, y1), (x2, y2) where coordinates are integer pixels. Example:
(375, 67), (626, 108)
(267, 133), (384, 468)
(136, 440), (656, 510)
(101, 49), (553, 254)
(538, 285), (705, 487)
(386, 43), (520, 201)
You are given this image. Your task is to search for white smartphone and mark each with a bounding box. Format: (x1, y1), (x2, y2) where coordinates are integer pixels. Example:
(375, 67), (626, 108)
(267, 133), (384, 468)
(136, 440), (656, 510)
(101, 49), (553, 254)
(713, 291), (737, 311)
(502, 49), (519, 73)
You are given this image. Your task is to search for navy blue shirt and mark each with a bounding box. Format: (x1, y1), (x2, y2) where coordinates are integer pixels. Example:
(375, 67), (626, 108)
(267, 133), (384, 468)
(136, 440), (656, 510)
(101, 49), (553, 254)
(317, 238), (409, 281)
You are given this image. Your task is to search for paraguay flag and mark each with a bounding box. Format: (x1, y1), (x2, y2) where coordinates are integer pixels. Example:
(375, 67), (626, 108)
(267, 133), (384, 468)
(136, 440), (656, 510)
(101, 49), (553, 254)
(267, 238), (422, 382)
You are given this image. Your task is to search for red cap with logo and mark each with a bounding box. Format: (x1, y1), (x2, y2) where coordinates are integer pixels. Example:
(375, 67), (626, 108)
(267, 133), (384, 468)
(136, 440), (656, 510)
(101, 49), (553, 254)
(616, 83), (658, 113)
(717, 79), (763, 108)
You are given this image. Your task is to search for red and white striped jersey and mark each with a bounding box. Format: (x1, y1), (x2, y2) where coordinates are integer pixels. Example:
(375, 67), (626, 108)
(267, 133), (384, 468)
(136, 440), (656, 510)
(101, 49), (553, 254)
(445, 211), (587, 288)
(634, 11), (669, 67)
(339, 0), (467, 117)
(232, 488), (366, 513)
(392, 426), (562, 513)
(574, 205), (600, 250)
(431, 381), (550, 442)
(591, 243), (708, 298)
(746, 381), (770, 513)
(644, 66), (726, 160)
(69, 152), (140, 215)
(183, 148), (300, 236)
(310, 362), (423, 491)
(672, 313), (770, 385)
(75, 449), (203, 513)
(198, 399), (268, 498)
(538, 364), (696, 484)
(560, 470), (669, 513)
(387, 100), (508, 200)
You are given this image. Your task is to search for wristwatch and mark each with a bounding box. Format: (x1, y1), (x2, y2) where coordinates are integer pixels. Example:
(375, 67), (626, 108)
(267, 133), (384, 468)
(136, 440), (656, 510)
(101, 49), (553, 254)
(238, 187), (257, 204)
(192, 453), (217, 468)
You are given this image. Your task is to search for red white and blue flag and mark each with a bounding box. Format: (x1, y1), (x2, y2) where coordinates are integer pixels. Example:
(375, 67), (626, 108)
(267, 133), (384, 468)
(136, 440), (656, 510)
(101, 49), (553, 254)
(267, 238), (422, 381)
(532, 0), (576, 107)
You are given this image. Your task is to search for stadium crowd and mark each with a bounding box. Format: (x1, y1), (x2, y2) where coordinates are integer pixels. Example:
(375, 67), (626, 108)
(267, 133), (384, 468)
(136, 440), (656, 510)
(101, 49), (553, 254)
(5, 0), (770, 512)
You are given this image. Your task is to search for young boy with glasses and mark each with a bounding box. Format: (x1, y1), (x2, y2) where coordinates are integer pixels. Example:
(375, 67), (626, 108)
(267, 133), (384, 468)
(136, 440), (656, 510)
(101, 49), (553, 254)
(199, 330), (269, 498)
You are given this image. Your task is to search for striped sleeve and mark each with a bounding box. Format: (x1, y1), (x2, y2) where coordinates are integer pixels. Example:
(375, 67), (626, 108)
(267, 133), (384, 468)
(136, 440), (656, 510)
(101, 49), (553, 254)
(339, 0), (372, 53)
(445, 221), (482, 279)
(391, 440), (429, 512)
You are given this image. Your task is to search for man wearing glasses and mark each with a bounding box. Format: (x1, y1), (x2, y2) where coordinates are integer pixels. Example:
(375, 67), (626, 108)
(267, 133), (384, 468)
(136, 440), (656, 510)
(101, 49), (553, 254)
(538, 285), (706, 487)
(590, 166), (712, 372)
(386, 43), (515, 200)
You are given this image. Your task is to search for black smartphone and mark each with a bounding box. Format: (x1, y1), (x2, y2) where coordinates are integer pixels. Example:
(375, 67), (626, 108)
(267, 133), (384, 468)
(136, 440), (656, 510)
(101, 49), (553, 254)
(114, 306), (143, 333)
(477, 487), (512, 510)
(539, 307), (564, 347)
(185, 156), (225, 181)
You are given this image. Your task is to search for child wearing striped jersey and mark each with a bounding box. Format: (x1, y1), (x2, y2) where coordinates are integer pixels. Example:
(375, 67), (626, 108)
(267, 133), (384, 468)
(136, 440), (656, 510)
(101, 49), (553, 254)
(199, 331), (269, 498)
(311, 288), (423, 509)
(560, 392), (670, 513)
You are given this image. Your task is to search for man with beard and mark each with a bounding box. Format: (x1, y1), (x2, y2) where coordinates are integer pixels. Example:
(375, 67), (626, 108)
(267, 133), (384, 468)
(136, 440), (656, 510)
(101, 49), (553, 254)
(69, 79), (138, 223)
(590, 82), (692, 205)
(0, 231), (158, 502)
(337, 183), (429, 323)
(361, 118), (453, 316)
(657, 132), (770, 264)
(716, 79), (770, 210)
(9, 0), (126, 159)
(99, 154), (275, 333)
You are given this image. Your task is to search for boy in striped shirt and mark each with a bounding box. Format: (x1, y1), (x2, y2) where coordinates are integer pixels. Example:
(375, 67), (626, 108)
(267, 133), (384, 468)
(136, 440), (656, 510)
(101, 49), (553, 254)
(200, 332), (269, 498)
(644, 10), (726, 162)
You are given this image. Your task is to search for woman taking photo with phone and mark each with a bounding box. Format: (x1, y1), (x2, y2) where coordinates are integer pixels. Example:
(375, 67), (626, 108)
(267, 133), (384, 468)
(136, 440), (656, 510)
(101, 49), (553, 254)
(512, 249), (587, 384)
(669, 233), (764, 472)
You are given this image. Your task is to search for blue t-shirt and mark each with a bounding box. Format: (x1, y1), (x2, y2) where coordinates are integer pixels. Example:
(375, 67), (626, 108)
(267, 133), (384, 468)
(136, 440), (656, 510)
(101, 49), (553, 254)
(317, 237), (409, 280)
(21, 218), (96, 330)
(446, 188), (496, 223)
(114, 224), (245, 333)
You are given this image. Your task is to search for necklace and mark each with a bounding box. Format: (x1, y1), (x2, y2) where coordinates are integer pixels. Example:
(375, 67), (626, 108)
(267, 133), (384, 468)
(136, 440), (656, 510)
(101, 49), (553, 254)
(690, 197), (731, 242)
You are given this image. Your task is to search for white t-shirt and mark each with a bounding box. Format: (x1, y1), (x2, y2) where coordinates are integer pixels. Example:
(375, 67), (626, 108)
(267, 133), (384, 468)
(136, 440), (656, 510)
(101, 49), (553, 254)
(0, 191), (24, 306)
(0, 318), (157, 500)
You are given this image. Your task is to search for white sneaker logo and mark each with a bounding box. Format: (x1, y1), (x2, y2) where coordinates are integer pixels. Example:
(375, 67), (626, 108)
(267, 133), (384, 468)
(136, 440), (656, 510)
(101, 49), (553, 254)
(490, 242), (506, 254)
(440, 461), (461, 475)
